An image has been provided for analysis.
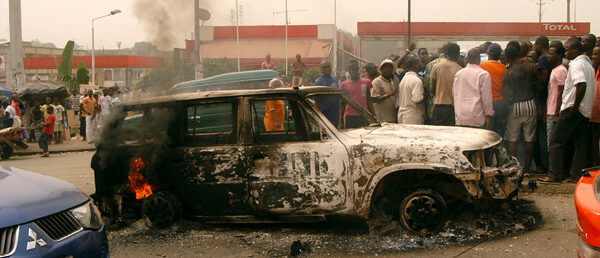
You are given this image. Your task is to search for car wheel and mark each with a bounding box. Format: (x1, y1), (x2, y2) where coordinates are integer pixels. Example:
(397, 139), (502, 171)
(142, 191), (182, 229)
(399, 189), (447, 235)
(0, 143), (13, 159)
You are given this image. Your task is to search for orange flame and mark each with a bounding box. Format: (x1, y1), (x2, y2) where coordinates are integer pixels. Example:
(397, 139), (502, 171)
(128, 158), (152, 199)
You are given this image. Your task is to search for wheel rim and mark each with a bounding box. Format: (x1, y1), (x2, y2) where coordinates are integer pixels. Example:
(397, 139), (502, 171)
(401, 194), (445, 234)
(143, 194), (178, 228)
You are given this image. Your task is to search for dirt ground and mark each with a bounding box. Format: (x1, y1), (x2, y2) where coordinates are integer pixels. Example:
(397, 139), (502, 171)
(2, 152), (579, 257)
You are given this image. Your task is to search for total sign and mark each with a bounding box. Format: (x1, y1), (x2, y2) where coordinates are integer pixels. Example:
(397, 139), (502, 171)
(543, 23), (577, 31)
(541, 23), (589, 35)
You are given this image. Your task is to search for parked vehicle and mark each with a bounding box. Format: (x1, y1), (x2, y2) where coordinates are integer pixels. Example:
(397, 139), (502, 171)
(0, 166), (108, 257)
(575, 167), (600, 258)
(92, 86), (522, 235)
(170, 70), (277, 94)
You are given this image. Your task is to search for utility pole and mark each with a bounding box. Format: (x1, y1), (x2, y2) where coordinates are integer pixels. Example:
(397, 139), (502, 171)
(194, 0), (200, 64)
(285, 0), (288, 76)
(236, 0), (240, 72)
(407, 0), (411, 47)
(567, 0), (570, 22)
(8, 0), (24, 90)
(533, 0), (554, 23)
(332, 0), (337, 75)
(273, 5), (305, 76)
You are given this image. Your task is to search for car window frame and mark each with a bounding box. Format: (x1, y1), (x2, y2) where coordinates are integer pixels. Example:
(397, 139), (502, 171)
(182, 99), (239, 147)
(248, 95), (313, 144)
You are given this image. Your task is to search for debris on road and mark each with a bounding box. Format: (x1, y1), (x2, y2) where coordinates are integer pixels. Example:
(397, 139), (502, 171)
(107, 198), (542, 256)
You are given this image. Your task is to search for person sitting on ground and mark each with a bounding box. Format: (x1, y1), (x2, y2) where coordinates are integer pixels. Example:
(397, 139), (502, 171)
(38, 105), (55, 157)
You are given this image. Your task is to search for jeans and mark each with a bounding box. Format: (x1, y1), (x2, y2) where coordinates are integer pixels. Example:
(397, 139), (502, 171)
(431, 105), (455, 126)
(548, 109), (591, 181)
(546, 115), (556, 147)
(491, 99), (509, 137)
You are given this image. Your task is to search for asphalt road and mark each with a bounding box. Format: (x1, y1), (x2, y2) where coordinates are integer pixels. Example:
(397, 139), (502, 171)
(2, 152), (580, 257)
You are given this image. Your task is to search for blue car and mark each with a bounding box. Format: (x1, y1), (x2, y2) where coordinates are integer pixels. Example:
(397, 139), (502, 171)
(0, 166), (108, 257)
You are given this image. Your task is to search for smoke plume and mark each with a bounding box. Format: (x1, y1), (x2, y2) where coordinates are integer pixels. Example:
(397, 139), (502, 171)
(133, 0), (212, 50)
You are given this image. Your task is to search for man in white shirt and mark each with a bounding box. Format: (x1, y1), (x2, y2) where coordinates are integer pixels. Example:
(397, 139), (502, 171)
(545, 39), (597, 182)
(397, 56), (425, 124)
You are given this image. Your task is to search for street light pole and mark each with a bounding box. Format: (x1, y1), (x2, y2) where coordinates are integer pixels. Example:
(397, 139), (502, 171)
(285, 0), (289, 76)
(236, 0), (241, 72)
(407, 0), (411, 48)
(91, 9), (121, 87)
(333, 0), (337, 75)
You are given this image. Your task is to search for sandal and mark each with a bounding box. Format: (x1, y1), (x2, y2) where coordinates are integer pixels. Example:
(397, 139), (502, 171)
(539, 177), (562, 184)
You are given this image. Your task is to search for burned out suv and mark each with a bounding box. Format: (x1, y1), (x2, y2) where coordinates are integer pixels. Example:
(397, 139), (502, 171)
(91, 86), (522, 234)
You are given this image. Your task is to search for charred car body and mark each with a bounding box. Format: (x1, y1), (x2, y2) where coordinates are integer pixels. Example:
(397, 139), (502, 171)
(91, 86), (522, 234)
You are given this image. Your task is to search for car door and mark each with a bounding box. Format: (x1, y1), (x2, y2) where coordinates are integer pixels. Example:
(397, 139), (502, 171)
(170, 99), (249, 215)
(245, 95), (349, 214)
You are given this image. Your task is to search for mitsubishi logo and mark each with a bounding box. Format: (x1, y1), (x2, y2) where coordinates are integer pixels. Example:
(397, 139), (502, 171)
(26, 228), (47, 250)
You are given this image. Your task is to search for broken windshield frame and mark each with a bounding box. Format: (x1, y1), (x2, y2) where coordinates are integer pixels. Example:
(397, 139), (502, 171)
(304, 91), (380, 129)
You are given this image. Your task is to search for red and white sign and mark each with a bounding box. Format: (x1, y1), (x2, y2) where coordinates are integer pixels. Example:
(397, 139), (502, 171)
(358, 22), (590, 37)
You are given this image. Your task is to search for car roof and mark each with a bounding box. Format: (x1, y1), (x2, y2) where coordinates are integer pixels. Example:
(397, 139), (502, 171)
(171, 70), (277, 93)
(124, 86), (342, 107)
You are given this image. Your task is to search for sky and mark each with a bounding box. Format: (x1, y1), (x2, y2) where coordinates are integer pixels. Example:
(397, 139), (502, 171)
(0, 0), (599, 50)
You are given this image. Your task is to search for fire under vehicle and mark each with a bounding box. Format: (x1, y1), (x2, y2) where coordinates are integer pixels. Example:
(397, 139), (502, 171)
(91, 86), (522, 235)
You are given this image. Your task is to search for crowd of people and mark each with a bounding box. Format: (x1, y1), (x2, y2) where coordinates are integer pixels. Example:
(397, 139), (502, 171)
(1, 86), (123, 157)
(310, 34), (600, 183)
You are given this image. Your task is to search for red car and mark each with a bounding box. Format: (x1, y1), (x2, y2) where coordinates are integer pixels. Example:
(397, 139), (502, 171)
(575, 167), (600, 258)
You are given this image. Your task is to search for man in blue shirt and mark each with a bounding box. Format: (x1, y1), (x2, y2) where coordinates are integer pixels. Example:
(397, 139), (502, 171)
(314, 60), (340, 127)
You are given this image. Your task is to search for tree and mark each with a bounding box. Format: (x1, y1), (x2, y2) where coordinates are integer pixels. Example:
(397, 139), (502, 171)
(56, 40), (79, 94)
(202, 58), (238, 77)
(137, 61), (194, 93)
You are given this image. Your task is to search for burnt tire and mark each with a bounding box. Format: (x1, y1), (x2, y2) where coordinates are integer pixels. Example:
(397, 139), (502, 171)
(0, 143), (13, 160)
(399, 189), (447, 236)
(142, 191), (182, 229)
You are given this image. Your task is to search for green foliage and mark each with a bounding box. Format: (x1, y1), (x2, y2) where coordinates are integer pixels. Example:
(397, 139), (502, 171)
(202, 58), (238, 77)
(57, 41), (74, 81)
(303, 67), (322, 86)
(74, 62), (90, 94)
(276, 63), (293, 79)
(56, 41), (79, 94)
(137, 61), (195, 93)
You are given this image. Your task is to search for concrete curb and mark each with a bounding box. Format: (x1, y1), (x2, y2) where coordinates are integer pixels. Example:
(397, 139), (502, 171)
(15, 148), (96, 156)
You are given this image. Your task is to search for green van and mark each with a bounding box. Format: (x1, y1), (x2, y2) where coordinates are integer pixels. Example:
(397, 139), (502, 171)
(170, 70), (277, 94)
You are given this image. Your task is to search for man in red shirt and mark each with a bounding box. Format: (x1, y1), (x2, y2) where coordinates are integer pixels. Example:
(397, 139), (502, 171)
(38, 105), (55, 157)
(341, 60), (373, 128)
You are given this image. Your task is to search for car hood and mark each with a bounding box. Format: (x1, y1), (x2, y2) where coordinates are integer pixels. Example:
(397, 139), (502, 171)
(0, 166), (89, 228)
(342, 123), (502, 151)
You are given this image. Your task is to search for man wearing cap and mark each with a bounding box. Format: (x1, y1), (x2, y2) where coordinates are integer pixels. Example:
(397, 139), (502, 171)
(453, 48), (494, 128)
(480, 43), (507, 134)
(370, 59), (398, 123)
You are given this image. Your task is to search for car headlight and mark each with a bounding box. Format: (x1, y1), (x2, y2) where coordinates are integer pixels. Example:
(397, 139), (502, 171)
(70, 201), (103, 230)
